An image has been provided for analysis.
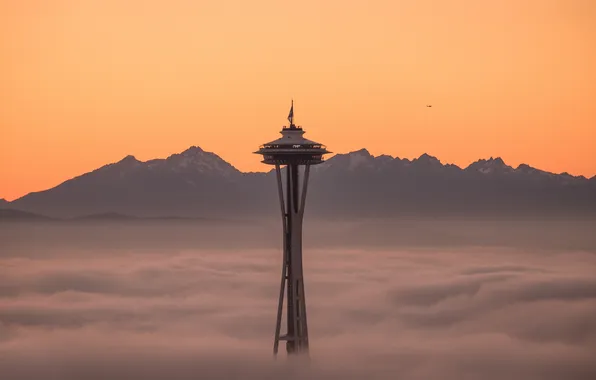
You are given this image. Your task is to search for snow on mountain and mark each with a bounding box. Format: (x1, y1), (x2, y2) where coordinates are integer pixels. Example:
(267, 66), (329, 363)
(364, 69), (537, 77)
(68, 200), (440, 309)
(315, 148), (376, 172)
(466, 157), (514, 174)
(6, 146), (595, 219)
(91, 146), (241, 179)
(346, 149), (375, 170)
(162, 146), (241, 178)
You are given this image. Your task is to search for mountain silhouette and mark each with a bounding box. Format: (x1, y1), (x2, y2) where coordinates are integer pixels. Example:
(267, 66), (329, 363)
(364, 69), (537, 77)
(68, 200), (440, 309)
(0, 208), (54, 221)
(7, 146), (265, 218)
(7, 146), (596, 219)
(307, 150), (595, 218)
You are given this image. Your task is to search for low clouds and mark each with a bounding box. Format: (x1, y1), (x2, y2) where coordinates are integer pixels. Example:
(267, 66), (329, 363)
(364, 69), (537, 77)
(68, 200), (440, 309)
(1, 223), (596, 379)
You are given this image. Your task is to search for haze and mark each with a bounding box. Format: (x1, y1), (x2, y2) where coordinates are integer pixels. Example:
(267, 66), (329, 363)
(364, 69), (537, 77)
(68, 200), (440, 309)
(1, 219), (595, 379)
(2, 0), (596, 200)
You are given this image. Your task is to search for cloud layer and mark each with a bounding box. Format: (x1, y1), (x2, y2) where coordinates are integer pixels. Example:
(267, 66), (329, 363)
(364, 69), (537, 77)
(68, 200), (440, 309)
(1, 222), (596, 379)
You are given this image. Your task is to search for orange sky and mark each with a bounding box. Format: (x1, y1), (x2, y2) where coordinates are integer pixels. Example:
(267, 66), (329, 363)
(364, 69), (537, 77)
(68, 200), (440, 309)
(1, 0), (595, 201)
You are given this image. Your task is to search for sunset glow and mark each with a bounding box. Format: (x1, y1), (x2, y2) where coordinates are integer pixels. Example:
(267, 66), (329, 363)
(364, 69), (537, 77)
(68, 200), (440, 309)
(2, 0), (595, 200)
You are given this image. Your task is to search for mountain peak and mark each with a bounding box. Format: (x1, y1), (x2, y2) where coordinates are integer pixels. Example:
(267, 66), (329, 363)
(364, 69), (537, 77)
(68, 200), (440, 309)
(119, 155), (139, 163)
(164, 146), (240, 177)
(318, 148), (375, 172)
(467, 157), (513, 174)
(114, 155), (142, 170)
(181, 146), (204, 156)
(515, 163), (557, 179)
(489, 157), (505, 165)
(349, 148), (372, 157)
(414, 153), (441, 165)
(559, 172), (587, 181)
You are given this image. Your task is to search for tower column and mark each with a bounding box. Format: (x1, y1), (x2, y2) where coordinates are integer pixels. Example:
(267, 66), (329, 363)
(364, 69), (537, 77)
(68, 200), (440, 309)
(273, 164), (311, 356)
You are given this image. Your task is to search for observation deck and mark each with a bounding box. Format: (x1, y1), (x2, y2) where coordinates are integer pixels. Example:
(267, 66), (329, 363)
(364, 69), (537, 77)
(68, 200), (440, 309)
(255, 125), (330, 165)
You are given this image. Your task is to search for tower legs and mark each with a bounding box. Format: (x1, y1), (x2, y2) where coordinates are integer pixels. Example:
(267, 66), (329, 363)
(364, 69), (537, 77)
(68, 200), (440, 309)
(273, 163), (311, 356)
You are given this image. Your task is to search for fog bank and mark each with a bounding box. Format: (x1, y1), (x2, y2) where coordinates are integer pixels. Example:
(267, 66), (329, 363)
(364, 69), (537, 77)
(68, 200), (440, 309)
(1, 220), (595, 379)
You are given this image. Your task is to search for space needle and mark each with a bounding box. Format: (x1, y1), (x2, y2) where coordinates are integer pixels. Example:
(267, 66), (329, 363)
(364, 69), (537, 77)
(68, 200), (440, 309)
(255, 101), (330, 356)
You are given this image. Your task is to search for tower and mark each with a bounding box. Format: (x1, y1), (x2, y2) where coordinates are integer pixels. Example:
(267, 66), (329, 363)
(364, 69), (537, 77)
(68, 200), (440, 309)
(255, 101), (330, 356)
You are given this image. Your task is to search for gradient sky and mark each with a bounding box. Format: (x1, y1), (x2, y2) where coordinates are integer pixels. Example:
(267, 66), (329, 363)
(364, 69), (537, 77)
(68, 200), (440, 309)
(1, 0), (595, 201)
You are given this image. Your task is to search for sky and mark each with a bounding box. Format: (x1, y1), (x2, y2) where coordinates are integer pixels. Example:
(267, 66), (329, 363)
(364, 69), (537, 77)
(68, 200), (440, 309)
(1, 0), (595, 201)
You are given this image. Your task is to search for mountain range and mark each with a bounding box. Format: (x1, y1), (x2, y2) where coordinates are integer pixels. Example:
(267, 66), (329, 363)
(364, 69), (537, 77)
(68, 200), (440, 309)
(3, 146), (595, 219)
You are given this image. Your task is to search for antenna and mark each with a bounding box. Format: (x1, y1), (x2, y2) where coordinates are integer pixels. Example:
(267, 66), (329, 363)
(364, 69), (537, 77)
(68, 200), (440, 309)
(287, 99), (294, 128)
